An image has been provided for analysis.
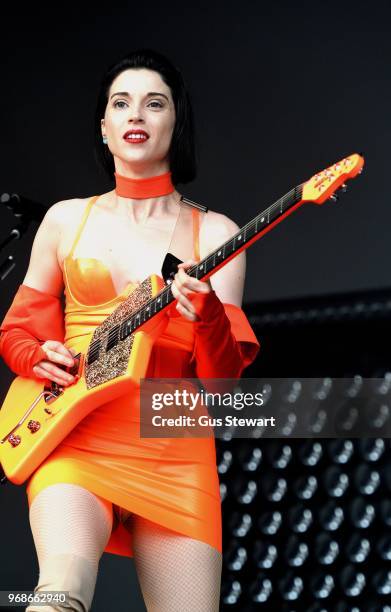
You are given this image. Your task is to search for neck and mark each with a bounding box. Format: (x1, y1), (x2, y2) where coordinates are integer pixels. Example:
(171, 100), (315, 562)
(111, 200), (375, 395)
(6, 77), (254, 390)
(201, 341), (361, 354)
(114, 170), (175, 200)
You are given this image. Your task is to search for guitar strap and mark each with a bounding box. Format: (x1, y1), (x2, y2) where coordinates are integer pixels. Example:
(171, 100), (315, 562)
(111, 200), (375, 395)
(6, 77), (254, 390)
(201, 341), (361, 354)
(161, 196), (208, 285)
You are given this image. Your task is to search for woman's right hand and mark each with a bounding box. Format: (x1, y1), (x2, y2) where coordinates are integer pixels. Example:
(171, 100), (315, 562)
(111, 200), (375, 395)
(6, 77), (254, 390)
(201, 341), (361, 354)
(32, 340), (77, 386)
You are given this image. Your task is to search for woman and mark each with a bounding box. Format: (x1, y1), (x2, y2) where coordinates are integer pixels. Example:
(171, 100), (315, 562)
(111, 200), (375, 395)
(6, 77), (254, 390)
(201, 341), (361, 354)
(0, 49), (259, 611)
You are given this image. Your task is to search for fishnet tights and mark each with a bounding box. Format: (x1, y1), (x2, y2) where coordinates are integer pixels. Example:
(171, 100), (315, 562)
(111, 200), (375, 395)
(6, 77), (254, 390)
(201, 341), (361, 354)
(131, 513), (222, 611)
(26, 483), (222, 611)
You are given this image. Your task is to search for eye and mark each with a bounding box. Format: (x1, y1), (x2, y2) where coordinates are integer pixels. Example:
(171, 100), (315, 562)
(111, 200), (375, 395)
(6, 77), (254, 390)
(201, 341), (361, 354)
(148, 100), (164, 108)
(113, 100), (128, 109)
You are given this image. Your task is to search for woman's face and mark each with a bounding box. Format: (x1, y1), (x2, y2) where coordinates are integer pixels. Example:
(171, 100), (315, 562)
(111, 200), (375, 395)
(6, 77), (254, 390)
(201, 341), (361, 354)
(101, 68), (176, 175)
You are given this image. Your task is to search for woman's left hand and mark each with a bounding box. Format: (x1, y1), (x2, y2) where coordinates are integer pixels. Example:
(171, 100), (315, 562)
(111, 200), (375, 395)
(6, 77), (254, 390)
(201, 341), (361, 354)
(169, 259), (212, 322)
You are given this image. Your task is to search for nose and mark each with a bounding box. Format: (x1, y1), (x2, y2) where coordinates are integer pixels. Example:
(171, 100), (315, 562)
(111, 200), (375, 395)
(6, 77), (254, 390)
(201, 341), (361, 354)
(128, 104), (144, 122)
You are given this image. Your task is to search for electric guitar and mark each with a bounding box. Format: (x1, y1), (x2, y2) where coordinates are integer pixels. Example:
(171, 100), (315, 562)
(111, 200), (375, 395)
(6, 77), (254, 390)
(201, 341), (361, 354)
(0, 153), (365, 485)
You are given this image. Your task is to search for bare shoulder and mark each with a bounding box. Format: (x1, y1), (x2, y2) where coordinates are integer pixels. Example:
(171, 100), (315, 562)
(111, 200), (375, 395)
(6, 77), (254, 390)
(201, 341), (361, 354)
(199, 208), (240, 255)
(44, 197), (90, 228)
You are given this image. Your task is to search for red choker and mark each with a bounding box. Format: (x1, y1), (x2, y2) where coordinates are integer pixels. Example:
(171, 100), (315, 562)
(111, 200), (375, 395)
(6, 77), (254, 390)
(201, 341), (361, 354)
(114, 171), (175, 199)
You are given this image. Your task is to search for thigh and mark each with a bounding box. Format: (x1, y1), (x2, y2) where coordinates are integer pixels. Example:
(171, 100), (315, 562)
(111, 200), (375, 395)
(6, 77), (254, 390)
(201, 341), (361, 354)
(27, 484), (114, 612)
(29, 483), (114, 565)
(131, 514), (222, 612)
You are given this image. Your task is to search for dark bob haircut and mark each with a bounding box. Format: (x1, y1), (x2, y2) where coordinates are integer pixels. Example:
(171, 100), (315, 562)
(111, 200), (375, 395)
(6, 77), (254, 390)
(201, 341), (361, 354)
(94, 48), (197, 186)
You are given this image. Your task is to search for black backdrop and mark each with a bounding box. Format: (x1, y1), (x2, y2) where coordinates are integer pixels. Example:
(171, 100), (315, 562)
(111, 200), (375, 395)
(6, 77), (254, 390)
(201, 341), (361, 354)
(1, 1), (391, 609)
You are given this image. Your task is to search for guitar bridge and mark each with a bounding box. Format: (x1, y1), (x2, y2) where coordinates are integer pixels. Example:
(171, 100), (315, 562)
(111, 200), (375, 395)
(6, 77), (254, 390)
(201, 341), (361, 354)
(43, 383), (64, 404)
(43, 352), (83, 405)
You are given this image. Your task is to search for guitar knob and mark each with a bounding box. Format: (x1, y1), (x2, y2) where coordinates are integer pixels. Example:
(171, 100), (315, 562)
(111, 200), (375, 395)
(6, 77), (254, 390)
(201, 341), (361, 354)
(27, 420), (41, 433)
(329, 194), (338, 202)
(8, 433), (21, 447)
(340, 183), (348, 192)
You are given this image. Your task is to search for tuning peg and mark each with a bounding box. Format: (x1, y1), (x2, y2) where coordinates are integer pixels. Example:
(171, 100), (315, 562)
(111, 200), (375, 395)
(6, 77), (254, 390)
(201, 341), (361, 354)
(340, 183), (348, 193)
(329, 194), (338, 202)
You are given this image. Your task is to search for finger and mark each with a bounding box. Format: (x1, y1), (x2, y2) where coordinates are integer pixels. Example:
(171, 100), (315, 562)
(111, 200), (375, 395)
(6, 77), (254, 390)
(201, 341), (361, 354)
(177, 267), (210, 293)
(40, 361), (75, 384)
(177, 259), (197, 270)
(170, 278), (196, 306)
(54, 343), (75, 365)
(33, 362), (75, 386)
(42, 347), (74, 368)
(178, 293), (197, 314)
(175, 302), (199, 322)
(172, 274), (193, 298)
(43, 341), (75, 364)
(170, 279), (195, 310)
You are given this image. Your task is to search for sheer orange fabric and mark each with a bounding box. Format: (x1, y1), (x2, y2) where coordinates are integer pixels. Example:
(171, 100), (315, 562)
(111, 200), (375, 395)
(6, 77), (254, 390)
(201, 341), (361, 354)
(2, 195), (259, 558)
(0, 285), (65, 377)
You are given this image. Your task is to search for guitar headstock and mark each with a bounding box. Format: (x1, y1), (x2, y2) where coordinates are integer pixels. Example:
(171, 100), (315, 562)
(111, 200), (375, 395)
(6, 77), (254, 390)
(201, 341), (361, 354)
(302, 153), (365, 205)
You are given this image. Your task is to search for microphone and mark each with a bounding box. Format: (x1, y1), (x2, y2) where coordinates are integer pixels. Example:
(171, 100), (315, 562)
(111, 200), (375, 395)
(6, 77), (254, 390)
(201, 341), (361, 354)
(0, 192), (48, 223)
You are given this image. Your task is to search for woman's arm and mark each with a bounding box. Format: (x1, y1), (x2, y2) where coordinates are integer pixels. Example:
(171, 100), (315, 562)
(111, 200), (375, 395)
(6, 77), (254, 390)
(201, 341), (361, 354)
(0, 202), (77, 384)
(202, 212), (246, 307)
(170, 212), (260, 379)
(22, 201), (66, 296)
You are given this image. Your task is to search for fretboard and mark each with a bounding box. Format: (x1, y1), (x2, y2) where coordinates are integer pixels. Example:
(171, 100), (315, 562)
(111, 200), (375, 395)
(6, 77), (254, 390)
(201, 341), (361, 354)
(87, 183), (303, 365)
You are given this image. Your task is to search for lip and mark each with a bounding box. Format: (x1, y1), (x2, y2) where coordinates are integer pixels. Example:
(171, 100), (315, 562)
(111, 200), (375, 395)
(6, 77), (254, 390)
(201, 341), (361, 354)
(123, 129), (149, 140)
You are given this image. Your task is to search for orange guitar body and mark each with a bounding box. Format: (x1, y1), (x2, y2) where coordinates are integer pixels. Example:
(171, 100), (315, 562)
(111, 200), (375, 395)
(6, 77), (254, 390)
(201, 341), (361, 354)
(0, 274), (168, 484)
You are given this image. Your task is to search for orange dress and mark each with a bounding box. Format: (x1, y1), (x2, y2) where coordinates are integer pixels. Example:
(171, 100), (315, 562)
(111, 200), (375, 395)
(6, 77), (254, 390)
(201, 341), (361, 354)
(25, 196), (260, 558)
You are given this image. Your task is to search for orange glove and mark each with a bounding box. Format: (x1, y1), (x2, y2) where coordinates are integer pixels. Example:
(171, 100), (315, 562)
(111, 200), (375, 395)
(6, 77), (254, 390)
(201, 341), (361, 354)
(186, 290), (260, 379)
(0, 284), (65, 378)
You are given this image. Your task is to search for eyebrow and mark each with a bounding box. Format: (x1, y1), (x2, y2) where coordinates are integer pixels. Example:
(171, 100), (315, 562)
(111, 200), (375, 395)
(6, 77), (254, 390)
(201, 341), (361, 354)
(110, 91), (169, 102)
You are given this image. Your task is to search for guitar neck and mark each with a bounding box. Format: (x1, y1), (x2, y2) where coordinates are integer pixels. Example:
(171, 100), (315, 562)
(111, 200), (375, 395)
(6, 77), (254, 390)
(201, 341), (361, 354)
(112, 183), (304, 341)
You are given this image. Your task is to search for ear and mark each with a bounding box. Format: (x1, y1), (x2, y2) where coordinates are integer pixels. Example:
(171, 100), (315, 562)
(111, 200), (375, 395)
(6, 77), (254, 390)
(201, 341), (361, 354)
(101, 119), (106, 137)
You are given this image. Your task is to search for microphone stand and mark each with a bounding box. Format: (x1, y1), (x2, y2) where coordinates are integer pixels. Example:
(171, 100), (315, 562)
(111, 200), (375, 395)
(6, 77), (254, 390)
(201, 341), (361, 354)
(0, 192), (47, 281)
